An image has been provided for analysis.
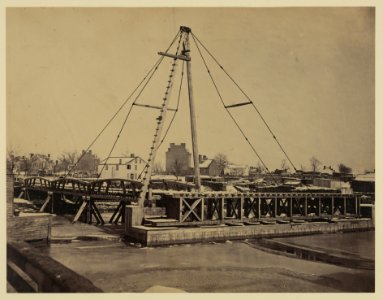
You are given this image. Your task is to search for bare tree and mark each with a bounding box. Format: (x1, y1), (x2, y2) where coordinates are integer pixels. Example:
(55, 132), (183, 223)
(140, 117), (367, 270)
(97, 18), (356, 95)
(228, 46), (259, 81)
(171, 159), (183, 180)
(214, 153), (229, 175)
(338, 163), (352, 174)
(280, 159), (290, 171)
(152, 161), (164, 175)
(59, 151), (78, 172)
(309, 156), (321, 173)
(254, 161), (265, 173)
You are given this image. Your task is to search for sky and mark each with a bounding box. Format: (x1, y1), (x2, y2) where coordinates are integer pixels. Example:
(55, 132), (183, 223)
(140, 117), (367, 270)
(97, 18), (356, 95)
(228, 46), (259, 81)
(6, 7), (375, 172)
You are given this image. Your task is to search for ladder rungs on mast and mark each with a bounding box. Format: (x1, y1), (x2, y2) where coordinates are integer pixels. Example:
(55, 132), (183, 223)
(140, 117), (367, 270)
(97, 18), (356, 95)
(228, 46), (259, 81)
(224, 101), (252, 109)
(134, 103), (177, 111)
(158, 52), (191, 61)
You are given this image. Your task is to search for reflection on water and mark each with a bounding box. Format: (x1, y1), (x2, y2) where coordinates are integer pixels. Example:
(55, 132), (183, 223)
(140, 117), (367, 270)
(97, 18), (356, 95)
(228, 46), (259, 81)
(274, 230), (374, 259)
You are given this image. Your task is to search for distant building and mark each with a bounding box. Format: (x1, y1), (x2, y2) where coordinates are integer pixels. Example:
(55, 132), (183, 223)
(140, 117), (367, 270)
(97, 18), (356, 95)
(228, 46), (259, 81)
(28, 153), (55, 176)
(75, 150), (100, 176)
(98, 154), (147, 180)
(351, 173), (375, 194)
(165, 143), (191, 176)
(313, 178), (352, 194)
(198, 155), (221, 176)
(224, 164), (249, 177)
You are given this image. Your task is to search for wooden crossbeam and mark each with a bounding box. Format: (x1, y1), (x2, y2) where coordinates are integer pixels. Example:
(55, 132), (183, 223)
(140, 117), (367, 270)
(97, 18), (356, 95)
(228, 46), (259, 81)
(133, 103), (177, 111)
(182, 198), (202, 222)
(158, 51), (191, 61)
(91, 202), (105, 225)
(72, 201), (87, 223)
(109, 202), (123, 224)
(244, 197), (257, 218)
(39, 193), (51, 213)
(224, 101), (252, 109)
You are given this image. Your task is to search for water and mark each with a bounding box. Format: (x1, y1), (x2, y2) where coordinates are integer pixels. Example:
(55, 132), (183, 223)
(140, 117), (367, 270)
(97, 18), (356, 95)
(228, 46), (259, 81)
(273, 231), (375, 259)
(37, 231), (375, 292)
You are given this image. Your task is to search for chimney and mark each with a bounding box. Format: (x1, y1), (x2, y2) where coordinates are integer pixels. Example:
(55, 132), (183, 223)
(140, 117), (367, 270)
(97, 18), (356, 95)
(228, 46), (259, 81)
(130, 153), (135, 158)
(199, 155), (203, 163)
(48, 154), (51, 158)
(30, 153), (34, 158)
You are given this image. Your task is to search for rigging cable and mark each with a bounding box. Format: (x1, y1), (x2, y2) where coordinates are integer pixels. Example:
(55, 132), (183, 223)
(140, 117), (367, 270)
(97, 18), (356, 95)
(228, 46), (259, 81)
(65, 30), (181, 178)
(192, 32), (298, 172)
(191, 33), (280, 185)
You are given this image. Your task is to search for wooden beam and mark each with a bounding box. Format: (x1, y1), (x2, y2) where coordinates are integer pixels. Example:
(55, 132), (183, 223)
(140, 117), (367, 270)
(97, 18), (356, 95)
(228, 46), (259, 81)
(39, 193), (51, 213)
(182, 198), (202, 222)
(224, 101), (252, 109)
(72, 201), (87, 223)
(158, 51), (191, 61)
(220, 197), (225, 221)
(133, 103), (177, 111)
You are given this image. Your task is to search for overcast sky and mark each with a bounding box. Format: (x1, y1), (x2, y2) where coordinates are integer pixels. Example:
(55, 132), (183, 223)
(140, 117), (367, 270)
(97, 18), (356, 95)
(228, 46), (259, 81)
(6, 7), (375, 172)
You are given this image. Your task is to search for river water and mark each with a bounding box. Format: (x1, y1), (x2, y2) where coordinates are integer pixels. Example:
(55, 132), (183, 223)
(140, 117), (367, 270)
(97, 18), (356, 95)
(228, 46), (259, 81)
(38, 230), (374, 292)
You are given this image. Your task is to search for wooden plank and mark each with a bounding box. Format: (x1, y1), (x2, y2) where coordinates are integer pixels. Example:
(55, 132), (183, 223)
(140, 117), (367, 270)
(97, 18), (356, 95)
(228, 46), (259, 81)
(72, 201), (87, 223)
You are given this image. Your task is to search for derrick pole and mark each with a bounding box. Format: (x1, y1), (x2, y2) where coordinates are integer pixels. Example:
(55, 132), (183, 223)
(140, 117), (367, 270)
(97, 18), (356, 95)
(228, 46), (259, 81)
(181, 26), (201, 191)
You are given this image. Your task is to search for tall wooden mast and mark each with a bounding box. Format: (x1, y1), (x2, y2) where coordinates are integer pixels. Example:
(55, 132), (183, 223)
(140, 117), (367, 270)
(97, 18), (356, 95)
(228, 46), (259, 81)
(181, 26), (201, 191)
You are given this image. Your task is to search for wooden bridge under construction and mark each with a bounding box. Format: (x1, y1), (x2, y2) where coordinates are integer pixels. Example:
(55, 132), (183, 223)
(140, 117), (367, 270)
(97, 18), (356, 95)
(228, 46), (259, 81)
(21, 176), (364, 227)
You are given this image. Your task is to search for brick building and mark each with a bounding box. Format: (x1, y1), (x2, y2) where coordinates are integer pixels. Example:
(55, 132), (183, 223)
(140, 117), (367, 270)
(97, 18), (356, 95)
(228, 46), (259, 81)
(76, 150), (100, 176)
(165, 143), (191, 176)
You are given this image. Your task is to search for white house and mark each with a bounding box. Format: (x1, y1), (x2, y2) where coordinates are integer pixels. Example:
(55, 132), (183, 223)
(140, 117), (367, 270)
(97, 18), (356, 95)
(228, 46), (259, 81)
(98, 154), (147, 180)
(224, 164), (250, 177)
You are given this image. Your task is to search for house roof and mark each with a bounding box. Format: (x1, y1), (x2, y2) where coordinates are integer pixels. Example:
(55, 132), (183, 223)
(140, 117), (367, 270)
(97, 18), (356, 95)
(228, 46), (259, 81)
(199, 159), (213, 168)
(354, 173), (375, 182)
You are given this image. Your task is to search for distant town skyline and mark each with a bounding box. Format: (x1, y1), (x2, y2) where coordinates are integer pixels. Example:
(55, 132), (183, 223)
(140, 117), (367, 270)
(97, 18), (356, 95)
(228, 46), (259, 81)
(6, 7), (375, 173)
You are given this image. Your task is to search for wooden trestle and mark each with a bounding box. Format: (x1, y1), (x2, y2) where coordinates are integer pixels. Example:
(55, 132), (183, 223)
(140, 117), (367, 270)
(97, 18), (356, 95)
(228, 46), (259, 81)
(148, 191), (362, 227)
(21, 177), (363, 227)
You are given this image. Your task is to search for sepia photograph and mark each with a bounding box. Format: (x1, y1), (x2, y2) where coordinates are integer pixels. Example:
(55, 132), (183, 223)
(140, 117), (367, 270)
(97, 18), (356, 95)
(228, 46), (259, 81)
(3, 2), (378, 294)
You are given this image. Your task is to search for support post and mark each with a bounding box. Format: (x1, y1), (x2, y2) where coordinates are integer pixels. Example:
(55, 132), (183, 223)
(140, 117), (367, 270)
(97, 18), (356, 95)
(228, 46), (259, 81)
(179, 197), (183, 222)
(274, 195), (278, 218)
(355, 195), (359, 217)
(344, 196), (347, 216)
(220, 197), (225, 221)
(239, 195), (244, 220)
(201, 197), (205, 221)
